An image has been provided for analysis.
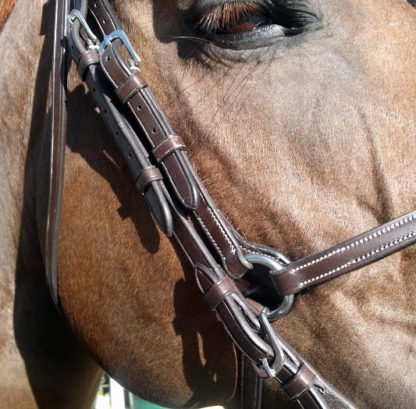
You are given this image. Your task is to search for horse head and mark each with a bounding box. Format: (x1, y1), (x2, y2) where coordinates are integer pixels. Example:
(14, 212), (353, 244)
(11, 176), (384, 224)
(1, 1), (415, 408)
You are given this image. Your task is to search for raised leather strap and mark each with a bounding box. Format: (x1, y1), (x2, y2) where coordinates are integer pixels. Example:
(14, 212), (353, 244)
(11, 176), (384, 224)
(136, 165), (163, 193)
(240, 355), (263, 409)
(45, 0), (70, 308)
(273, 211), (416, 295)
(152, 135), (186, 163)
(282, 363), (316, 400)
(115, 71), (147, 103)
(204, 275), (238, 310)
(99, 41), (200, 210)
(77, 48), (99, 79)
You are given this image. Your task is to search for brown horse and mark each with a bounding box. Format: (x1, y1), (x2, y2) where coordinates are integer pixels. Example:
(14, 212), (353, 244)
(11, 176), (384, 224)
(1, 0), (416, 408)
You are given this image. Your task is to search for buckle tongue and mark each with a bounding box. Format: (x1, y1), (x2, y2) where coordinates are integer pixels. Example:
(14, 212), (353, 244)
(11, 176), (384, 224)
(252, 312), (286, 379)
(99, 29), (141, 66)
(67, 9), (98, 48)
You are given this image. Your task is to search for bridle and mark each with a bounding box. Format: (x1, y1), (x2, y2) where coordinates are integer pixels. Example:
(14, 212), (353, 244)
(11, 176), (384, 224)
(47, 1), (416, 408)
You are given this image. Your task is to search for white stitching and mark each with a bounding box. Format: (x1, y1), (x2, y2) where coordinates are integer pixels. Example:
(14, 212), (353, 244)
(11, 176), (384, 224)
(299, 230), (416, 288)
(196, 216), (228, 265)
(291, 214), (415, 275)
(206, 206), (236, 254)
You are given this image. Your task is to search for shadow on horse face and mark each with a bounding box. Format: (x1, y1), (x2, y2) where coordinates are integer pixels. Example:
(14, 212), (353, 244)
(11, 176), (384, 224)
(62, 80), (238, 405)
(65, 84), (161, 254)
(12, 2), (101, 408)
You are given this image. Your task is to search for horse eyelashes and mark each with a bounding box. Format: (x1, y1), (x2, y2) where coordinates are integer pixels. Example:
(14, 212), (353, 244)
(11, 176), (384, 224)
(194, 0), (320, 36)
(196, 2), (267, 34)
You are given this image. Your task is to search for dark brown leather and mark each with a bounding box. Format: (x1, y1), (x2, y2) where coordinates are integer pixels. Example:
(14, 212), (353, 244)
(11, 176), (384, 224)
(136, 166), (163, 194)
(204, 276), (238, 310)
(89, 0), (119, 36)
(240, 355), (263, 409)
(152, 135), (186, 163)
(282, 363), (317, 400)
(274, 211), (416, 295)
(77, 48), (99, 79)
(97, 29), (252, 278)
(115, 71), (147, 103)
(45, 0), (70, 308)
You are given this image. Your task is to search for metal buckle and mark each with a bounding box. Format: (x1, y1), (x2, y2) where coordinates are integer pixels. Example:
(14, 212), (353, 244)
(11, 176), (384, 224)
(99, 29), (141, 66)
(252, 312), (286, 379)
(245, 253), (295, 321)
(67, 10), (98, 48)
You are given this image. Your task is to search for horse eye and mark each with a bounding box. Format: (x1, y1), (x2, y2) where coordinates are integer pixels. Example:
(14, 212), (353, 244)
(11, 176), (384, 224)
(191, 1), (321, 51)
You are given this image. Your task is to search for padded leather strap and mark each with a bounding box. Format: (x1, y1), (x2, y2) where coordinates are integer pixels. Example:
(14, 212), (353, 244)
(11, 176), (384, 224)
(273, 211), (416, 295)
(282, 363), (316, 400)
(115, 71), (147, 103)
(45, 0), (70, 309)
(240, 355), (263, 409)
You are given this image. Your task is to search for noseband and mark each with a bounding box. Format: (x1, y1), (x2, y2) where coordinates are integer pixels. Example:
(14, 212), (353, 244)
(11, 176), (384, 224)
(47, 1), (416, 408)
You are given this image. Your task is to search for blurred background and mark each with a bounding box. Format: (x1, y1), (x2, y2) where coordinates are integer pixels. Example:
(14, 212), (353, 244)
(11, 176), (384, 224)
(93, 374), (224, 409)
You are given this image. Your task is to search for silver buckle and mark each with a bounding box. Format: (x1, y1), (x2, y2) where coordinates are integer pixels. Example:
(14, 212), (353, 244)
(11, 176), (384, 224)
(67, 10), (98, 48)
(99, 29), (141, 66)
(252, 312), (286, 379)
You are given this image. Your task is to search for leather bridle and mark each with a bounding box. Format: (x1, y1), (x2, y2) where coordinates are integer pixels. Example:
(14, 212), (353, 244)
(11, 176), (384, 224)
(47, 1), (416, 408)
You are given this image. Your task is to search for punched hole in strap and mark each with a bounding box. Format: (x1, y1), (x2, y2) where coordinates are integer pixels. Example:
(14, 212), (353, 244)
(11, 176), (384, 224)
(77, 49), (100, 80)
(281, 363), (317, 401)
(115, 71), (147, 104)
(136, 165), (163, 194)
(204, 276), (238, 310)
(152, 135), (186, 163)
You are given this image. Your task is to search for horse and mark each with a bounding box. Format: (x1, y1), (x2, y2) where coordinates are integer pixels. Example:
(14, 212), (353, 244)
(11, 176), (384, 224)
(0, 0), (415, 408)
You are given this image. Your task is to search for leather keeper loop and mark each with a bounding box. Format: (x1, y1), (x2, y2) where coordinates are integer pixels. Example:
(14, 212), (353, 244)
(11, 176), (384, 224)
(152, 136), (186, 163)
(116, 71), (147, 104)
(77, 49), (100, 80)
(136, 165), (163, 193)
(204, 276), (237, 310)
(281, 364), (317, 400)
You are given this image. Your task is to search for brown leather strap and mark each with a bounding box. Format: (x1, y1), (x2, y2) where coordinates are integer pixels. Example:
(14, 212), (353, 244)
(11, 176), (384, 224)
(240, 354), (263, 409)
(282, 363), (316, 400)
(136, 165), (163, 193)
(77, 48), (100, 79)
(152, 135), (186, 163)
(115, 71), (147, 103)
(89, 0), (119, 35)
(204, 276), (238, 310)
(45, 0), (70, 309)
(273, 211), (416, 295)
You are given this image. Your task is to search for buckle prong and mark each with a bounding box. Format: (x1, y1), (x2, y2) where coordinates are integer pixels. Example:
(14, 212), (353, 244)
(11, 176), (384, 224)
(252, 312), (286, 379)
(67, 10), (98, 46)
(99, 29), (141, 66)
